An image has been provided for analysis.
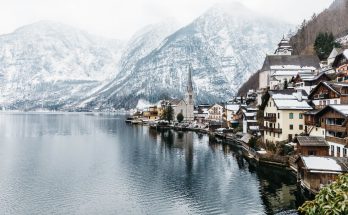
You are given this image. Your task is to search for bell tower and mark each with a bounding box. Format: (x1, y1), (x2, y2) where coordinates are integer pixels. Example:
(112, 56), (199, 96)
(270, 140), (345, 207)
(185, 65), (194, 105)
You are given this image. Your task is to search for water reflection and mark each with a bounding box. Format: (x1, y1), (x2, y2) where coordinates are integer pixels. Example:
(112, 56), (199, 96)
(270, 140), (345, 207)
(0, 113), (302, 215)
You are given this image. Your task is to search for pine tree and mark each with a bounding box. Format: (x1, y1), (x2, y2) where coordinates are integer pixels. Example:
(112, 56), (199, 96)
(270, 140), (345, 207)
(314, 32), (341, 60)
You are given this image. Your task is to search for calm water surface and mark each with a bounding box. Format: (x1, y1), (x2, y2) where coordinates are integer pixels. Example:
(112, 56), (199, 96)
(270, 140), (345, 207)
(0, 113), (302, 215)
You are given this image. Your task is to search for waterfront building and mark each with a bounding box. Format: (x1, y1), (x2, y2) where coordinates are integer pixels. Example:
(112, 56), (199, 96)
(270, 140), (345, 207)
(225, 104), (240, 127)
(294, 136), (329, 156)
(208, 104), (224, 121)
(296, 156), (348, 194)
(261, 89), (312, 144)
(308, 81), (348, 109)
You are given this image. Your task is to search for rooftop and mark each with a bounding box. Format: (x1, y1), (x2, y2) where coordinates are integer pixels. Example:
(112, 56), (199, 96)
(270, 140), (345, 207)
(262, 55), (320, 71)
(274, 99), (312, 110)
(301, 156), (348, 173)
(296, 136), (329, 147)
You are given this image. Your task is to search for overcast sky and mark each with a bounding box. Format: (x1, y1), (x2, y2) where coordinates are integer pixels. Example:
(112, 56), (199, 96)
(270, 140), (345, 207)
(0, 0), (334, 40)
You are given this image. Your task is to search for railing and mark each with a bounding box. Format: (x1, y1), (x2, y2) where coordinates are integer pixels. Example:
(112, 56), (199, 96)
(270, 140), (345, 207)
(325, 124), (347, 133)
(325, 136), (348, 145)
(263, 126), (282, 133)
(305, 120), (319, 127)
(264, 115), (276, 122)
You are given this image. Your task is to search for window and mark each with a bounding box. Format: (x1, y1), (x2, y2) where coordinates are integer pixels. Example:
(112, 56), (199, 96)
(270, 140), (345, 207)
(327, 100), (330, 105)
(289, 113), (294, 119)
(278, 123), (280, 128)
(299, 124), (303, 130)
(334, 100), (337, 104)
(344, 148), (347, 157)
(337, 147), (341, 157)
(290, 124), (293, 130)
(299, 113), (303, 119)
(277, 133), (280, 138)
(278, 113), (280, 119)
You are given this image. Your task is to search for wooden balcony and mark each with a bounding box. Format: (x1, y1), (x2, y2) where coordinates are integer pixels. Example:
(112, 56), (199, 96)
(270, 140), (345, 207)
(325, 136), (348, 145)
(264, 115), (276, 122)
(263, 126), (282, 133)
(304, 120), (319, 127)
(325, 124), (347, 133)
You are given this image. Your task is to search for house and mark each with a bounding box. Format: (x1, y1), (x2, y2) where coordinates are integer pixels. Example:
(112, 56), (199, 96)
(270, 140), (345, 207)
(142, 106), (159, 121)
(225, 104), (240, 127)
(327, 47), (343, 66)
(259, 37), (321, 90)
(332, 49), (348, 82)
(292, 71), (331, 94)
(315, 105), (348, 157)
(208, 104), (224, 121)
(261, 89), (313, 144)
(296, 156), (348, 194)
(294, 136), (329, 156)
(304, 109), (325, 137)
(308, 81), (348, 109)
(194, 104), (210, 123)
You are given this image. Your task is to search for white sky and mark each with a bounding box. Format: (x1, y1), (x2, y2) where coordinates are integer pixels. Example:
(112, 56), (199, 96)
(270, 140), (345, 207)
(0, 0), (334, 40)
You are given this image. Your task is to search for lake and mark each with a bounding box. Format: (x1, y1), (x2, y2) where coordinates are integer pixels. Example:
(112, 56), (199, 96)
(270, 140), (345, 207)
(0, 113), (303, 214)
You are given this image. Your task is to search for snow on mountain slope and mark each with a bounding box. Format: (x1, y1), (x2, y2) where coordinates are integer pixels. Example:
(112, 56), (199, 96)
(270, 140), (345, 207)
(86, 3), (292, 109)
(0, 21), (124, 109)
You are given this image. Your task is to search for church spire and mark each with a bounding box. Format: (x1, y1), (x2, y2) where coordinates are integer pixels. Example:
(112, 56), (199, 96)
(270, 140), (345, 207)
(187, 64), (193, 93)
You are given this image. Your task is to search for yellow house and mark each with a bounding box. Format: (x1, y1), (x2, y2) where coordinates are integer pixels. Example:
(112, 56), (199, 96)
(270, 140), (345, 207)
(262, 89), (313, 144)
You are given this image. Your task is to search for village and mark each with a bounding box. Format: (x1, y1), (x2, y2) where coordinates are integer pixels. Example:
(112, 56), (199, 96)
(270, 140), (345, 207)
(127, 37), (348, 197)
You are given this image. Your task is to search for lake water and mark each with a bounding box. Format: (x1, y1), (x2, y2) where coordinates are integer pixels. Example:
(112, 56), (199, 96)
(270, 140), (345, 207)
(0, 113), (303, 215)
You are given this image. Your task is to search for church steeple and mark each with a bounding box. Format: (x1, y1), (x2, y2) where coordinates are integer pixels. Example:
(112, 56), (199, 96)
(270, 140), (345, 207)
(185, 64), (194, 106)
(187, 64), (193, 93)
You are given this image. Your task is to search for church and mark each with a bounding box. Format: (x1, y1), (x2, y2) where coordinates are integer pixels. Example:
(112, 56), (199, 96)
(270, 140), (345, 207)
(164, 66), (195, 122)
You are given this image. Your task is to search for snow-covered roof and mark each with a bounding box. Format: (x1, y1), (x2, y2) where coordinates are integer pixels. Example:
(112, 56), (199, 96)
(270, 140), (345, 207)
(262, 55), (320, 71)
(344, 49), (348, 59)
(249, 126), (259, 131)
(274, 99), (312, 110)
(301, 156), (348, 173)
(296, 136), (329, 147)
(244, 112), (256, 117)
(226, 104), (240, 112)
(329, 105), (348, 116)
(272, 70), (301, 76)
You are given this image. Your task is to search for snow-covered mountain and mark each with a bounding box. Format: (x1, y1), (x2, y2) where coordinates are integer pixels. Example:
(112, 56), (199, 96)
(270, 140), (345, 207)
(0, 21), (124, 110)
(84, 3), (292, 109)
(0, 3), (292, 110)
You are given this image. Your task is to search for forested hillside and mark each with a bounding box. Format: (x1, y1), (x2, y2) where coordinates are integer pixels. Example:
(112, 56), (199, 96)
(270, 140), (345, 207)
(290, 0), (348, 54)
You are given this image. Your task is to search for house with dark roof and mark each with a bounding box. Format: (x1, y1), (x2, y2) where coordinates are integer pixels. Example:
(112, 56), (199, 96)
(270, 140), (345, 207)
(308, 81), (348, 109)
(294, 136), (329, 156)
(314, 105), (348, 157)
(292, 71), (331, 94)
(332, 49), (348, 82)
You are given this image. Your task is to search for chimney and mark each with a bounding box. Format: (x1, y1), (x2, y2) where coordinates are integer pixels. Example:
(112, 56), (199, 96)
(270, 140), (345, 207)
(297, 89), (302, 102)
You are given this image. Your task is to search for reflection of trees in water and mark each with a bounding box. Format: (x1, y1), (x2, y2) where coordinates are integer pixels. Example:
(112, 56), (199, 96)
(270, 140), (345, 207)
(255, 165), (301, 214)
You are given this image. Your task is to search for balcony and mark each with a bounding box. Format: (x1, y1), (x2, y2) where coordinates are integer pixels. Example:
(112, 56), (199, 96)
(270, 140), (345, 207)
(305, 120), (319, 127)
(325, 124), (347, 133)
(264, 115), (276, 122)
(263, 126), (282, 133)
(325, 136), (348, 145)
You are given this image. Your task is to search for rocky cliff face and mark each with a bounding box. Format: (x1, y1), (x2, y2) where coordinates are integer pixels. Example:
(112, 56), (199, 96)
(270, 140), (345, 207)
(0, 3), (291, 110)
(84, 3), (291, 109)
